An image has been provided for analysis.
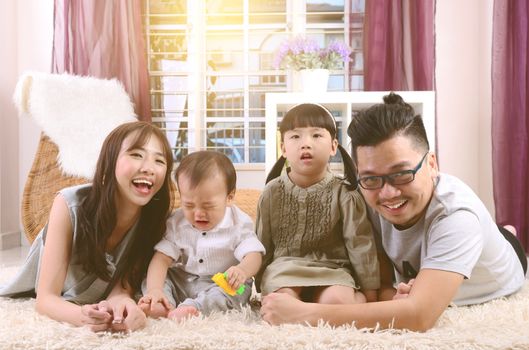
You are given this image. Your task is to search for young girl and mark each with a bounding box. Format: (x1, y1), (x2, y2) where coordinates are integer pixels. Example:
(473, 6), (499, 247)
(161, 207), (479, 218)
(138, 151), (265, 321)
(256, 103), (379, 306)
(0, 121), (174, 332)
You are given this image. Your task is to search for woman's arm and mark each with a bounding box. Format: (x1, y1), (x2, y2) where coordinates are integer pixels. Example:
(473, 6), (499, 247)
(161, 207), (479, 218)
(35, 194), (112, 331)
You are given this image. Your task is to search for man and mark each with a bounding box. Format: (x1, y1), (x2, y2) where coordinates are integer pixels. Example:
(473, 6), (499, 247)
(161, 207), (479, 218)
(260, 92), (526, 331)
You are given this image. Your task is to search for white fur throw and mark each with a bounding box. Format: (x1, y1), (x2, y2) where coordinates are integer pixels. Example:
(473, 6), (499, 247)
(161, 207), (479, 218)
(13, 72), (137, 179)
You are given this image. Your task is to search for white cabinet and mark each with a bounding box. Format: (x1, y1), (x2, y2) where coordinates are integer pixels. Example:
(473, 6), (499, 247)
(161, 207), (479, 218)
(264, 91), (436, 174)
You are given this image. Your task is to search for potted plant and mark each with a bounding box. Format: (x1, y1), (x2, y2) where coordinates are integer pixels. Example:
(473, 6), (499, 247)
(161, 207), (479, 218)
(273, 36), (352, 92)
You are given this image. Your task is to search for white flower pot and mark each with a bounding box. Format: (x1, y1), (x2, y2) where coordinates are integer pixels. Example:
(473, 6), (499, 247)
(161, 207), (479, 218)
(292, 69), (330, 93)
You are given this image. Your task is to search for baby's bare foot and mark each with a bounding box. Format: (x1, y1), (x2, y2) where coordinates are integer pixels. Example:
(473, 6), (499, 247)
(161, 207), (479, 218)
(168, 305), (199, 322)
(139, 301), (171, 318)
(138, 302), (150, 314)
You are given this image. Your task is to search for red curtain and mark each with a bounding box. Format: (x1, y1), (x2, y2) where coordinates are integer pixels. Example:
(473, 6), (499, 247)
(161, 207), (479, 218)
(362, 0), (435, 91)
(492, 0), (529, 250)
(52, 0), (151, 121)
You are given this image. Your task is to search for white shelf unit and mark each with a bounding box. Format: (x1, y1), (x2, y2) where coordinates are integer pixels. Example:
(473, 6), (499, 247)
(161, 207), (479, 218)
(264, 91), (436, 174)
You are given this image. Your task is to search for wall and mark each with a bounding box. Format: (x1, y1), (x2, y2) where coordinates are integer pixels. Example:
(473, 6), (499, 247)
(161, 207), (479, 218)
(0, 1), (20, 248)
(3, 1), (495, 247)
(0, 0), (52, 246)
(435, 0), (494, 214)
(478, 1), (494, 215)
(17, 0), (53, 206)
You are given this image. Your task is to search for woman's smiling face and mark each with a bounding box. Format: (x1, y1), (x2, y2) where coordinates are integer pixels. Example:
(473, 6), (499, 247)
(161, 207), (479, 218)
(114, 132), (168, 210)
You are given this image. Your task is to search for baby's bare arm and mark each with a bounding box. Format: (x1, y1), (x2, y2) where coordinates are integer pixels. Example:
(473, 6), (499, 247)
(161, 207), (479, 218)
(238, 252), (263, 277)
(225, 252), (263, 288)
(140, 251), (173, 308)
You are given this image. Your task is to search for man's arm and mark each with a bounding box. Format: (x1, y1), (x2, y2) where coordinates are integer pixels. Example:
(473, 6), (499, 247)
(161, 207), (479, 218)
(261, 268), (464, 332)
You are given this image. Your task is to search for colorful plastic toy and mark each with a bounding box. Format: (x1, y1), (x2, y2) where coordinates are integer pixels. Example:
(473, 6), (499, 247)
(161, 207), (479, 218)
(211, 272), (246, 296)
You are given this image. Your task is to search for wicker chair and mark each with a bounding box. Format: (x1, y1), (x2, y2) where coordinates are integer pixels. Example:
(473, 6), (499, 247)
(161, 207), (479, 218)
(22, 135), (90, 242)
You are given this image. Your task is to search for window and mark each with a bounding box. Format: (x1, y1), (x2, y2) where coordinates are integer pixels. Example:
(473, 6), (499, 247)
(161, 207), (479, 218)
(144, 0), (365, 166)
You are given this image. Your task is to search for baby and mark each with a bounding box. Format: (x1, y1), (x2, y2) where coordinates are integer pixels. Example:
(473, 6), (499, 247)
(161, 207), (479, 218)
(139, 151), (265, 321)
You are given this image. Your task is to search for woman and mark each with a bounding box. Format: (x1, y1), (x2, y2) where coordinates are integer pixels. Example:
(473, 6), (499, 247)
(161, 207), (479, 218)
(0, 121), (174, 332)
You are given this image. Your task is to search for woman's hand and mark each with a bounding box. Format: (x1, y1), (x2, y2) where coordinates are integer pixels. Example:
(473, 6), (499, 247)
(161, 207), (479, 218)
(79, 302), (113, 332)
(107, 297), (147, 332)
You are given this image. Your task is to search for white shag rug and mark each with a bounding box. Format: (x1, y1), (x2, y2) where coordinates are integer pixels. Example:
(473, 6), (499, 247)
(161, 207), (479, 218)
(1, 266), (528, 350)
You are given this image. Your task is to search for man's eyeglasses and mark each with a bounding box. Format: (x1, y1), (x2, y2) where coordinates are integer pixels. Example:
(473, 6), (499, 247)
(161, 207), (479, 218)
(357, 152), (429, 190)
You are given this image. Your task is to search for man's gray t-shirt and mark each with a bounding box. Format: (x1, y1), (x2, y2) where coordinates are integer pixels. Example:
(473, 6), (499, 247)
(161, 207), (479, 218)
(369, 173), (524, 306)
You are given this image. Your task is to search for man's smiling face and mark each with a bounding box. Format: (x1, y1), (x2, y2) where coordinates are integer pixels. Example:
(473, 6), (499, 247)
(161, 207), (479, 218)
(356, 135), (438, 230)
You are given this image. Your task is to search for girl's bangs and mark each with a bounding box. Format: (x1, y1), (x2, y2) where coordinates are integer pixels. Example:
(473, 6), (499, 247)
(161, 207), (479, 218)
(281, 105), (337, 137)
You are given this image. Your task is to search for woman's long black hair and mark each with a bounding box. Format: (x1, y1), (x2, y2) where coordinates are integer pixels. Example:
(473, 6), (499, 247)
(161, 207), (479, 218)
(265, 103), (357, 190)
(75, 121), (175, 291)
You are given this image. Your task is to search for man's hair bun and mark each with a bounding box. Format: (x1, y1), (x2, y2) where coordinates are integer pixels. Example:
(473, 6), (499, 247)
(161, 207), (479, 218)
(383, 92), (405, 105)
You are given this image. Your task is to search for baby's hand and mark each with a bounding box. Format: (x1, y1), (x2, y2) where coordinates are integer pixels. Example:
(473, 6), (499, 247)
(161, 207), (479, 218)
(138, 288), (171, 311)
(393, 279), (415, 300)
(225, 265), (248, 290)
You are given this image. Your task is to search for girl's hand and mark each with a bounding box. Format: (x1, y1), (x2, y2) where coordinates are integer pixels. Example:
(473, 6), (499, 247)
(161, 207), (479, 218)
(393, 279), (415, 300)
(225, 265), (248, 289)
(107, 297), (147, 332)
(80, 301), (112, 332)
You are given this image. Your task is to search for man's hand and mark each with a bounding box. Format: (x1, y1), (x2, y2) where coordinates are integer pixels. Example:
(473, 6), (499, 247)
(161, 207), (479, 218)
(260, 292), (314, 325)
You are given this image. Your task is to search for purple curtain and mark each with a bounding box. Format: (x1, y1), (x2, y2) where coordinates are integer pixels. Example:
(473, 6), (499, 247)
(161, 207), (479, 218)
(362, 0), (435, 91)
(492, 0), (529, 250)
(52, 0), (151, 121)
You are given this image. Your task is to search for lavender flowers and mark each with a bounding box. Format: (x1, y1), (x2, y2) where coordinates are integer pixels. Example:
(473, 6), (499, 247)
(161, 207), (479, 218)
(273, 36), (352, 70)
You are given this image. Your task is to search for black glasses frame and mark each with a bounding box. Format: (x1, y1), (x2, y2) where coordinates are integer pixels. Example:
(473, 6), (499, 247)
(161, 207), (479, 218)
(357, 152), (429, 190)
